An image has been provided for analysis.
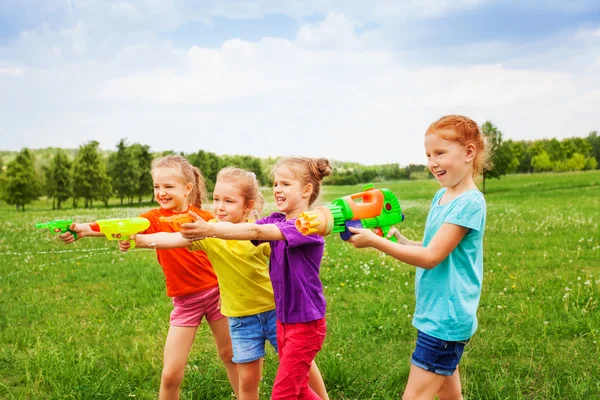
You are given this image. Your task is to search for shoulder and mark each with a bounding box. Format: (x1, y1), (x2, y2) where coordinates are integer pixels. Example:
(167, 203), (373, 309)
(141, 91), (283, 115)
(140, 208), (162, 221)
(457, 189), (486, 209)
(256, 212), (286, 224)
(430, 188), (446, 206)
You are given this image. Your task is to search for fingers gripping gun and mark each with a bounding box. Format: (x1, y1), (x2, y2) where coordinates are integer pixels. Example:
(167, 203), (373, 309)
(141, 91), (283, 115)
(89, 218), (150, 249)
(295, 184), (404, 242)
(36, 219), (78, 240)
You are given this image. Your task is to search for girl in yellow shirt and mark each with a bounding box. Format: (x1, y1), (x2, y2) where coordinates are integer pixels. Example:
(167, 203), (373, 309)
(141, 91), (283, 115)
(121, 167), (328, 400)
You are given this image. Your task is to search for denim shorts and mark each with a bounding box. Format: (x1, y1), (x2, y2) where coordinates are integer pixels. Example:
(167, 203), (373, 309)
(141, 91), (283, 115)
(411, 330), (469, 376)
(228, 309), (278, 363)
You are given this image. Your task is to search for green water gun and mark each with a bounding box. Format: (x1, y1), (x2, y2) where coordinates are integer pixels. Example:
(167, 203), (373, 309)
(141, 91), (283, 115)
(89, 218), (150, 249)
(295, 184), (404, 242)
(36, 219), (78, 240)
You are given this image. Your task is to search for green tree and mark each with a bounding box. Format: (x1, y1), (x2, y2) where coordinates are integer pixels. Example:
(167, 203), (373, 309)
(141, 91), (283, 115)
(44, 150), (73, 210)
(108, 139), (139, 205)
(130, 143), (154, 204)
(587, 131), (600, 169)
(584, 156), (598, 170)
(190, 150), (222, 191)
(531, 151), (553, 172)
(481, 121), (518, 193)
(0, 149), (40, 211)
(72, 141), (112, 208)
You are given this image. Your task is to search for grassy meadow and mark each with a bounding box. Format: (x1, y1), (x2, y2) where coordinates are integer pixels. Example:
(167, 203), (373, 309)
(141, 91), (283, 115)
(0, 171), (599, 399)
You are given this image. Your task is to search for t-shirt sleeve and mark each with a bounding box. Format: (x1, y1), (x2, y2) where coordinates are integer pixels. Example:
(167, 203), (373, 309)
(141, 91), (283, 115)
(139, 210), (158, 234)
(277, 219), (324, 248)
(188, 239), (206, 252)
(444, 194), (484, 231)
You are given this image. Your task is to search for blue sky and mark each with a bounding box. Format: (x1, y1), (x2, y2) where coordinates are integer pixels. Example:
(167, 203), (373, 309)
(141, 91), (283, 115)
(1, 1), (599, 166)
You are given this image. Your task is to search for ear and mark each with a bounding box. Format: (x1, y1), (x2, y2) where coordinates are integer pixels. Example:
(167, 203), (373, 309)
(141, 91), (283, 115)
(465, 143), (476, 163)
(302, 183), (313, 199)
(184, 182), (193, 197)
(244, 200), (255, 215)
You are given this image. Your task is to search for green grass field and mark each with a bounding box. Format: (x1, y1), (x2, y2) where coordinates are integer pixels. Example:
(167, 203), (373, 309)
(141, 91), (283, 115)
(1, 171), (599, 399)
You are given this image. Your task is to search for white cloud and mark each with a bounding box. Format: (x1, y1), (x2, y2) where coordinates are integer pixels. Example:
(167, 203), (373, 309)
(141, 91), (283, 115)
(1, 9), (599, 166)
(0, 67), (24, 76)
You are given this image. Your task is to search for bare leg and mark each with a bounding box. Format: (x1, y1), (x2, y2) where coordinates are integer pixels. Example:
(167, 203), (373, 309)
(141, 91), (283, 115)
(402, 364), (446, 400)
(308, 361), (329, 400)
(159, 326), (198, 400)
(237, 358), (263, 400)
(437, 368), (462, 400)
(208, 317), (239, 398)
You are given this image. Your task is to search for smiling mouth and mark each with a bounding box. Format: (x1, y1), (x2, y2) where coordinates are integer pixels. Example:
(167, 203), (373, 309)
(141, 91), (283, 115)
(435, 171), (446, 178)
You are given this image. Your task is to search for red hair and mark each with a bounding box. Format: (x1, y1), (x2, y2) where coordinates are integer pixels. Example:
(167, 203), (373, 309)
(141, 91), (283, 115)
(426, 115), (492, 176)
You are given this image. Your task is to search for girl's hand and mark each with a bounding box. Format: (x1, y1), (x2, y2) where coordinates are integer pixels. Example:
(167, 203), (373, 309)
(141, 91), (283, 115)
(57, 223), (89, 244)
(386, 227), (403, 242)
(180, 211), (210, 240)
(347, 226), (380, 248)
(119, 237), (133, 252)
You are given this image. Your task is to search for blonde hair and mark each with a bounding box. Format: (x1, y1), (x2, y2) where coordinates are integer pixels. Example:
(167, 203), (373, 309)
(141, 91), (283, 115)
(216, 167), (264, 219)
(151, 155), (207, 208)
(271, 157), (332, 205)
(425, 115), (492, 176)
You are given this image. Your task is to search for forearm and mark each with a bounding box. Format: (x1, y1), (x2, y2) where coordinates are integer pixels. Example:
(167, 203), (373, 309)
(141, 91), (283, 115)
(371, 237), (436, 269)
(207, 222), (283, 241)
(395, 233), (422, 247)
(75, 223), (105, 238)
(135, 232), (191, 249)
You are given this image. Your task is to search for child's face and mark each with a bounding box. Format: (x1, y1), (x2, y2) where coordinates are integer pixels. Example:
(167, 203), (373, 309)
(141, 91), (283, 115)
(152, 167), (192, 213)
(212, 180), (251, 224)
(425, 133), (473, 188)
(272, 165), (310, 218)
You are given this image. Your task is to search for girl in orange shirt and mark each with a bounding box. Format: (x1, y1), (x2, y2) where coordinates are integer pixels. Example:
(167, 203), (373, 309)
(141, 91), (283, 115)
(58, 155), (238, 400)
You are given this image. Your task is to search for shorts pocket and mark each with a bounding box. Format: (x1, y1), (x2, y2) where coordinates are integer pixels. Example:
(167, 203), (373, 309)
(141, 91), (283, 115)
(228, 316), (243, 329)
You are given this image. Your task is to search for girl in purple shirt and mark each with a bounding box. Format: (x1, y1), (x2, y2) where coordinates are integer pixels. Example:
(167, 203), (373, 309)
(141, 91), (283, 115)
(180, 157), (332, 400)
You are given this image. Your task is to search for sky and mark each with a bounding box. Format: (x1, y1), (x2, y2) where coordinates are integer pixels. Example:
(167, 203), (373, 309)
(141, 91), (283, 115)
(1, 1), (599, 166)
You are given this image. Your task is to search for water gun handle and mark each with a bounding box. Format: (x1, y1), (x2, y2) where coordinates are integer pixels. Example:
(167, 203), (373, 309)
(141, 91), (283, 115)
(111, 233), (136, 250)
(377, 225), (398, 243)
(340, 220), (398, 242)
(65, 228), (78, 241)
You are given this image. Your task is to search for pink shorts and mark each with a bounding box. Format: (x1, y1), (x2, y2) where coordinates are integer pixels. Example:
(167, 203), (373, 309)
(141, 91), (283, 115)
(170, 286), (224, 327)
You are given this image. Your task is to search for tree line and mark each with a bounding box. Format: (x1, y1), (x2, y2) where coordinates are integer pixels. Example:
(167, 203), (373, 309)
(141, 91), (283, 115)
(0, 121), (598, 211)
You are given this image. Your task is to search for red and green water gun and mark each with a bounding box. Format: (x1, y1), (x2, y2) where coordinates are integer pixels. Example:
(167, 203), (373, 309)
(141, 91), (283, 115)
(295, 184), (404, 242)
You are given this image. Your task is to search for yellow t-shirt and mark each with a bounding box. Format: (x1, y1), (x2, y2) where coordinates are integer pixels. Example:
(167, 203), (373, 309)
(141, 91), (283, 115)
(189, 222), (275, 317)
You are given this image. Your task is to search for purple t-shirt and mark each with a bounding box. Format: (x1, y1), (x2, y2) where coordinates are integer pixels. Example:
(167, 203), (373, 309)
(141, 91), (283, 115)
(253, 212), (326, 324)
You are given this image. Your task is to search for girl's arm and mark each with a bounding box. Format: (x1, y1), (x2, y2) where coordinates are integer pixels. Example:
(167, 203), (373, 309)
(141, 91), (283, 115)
(387, 227), (422, 247)
(180, 211), (284, 241)
(119, 232), (192, 252)
(348, 223), (468, 269)
(58, 222), (106, 244)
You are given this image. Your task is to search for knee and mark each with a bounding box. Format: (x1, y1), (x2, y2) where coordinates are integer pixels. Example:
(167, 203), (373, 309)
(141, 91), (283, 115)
(239, 376), (259, 394)
(437, 388), (463, 400)
(161, 368), (184, 388)
(217, 346), (234, 365)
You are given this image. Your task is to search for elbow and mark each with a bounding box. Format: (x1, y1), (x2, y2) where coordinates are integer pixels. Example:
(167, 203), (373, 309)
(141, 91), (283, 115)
(419, 260), (437, 270)
(419, 253), (443, 270)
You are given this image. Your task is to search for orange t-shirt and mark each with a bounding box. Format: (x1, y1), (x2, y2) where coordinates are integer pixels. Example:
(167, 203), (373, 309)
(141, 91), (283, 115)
(140, 206), (218, 297)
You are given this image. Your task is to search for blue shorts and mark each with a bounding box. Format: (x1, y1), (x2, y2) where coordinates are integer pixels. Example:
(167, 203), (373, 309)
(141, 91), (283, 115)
(411, 330), (469, 376)
(228, 309), (278, 363)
